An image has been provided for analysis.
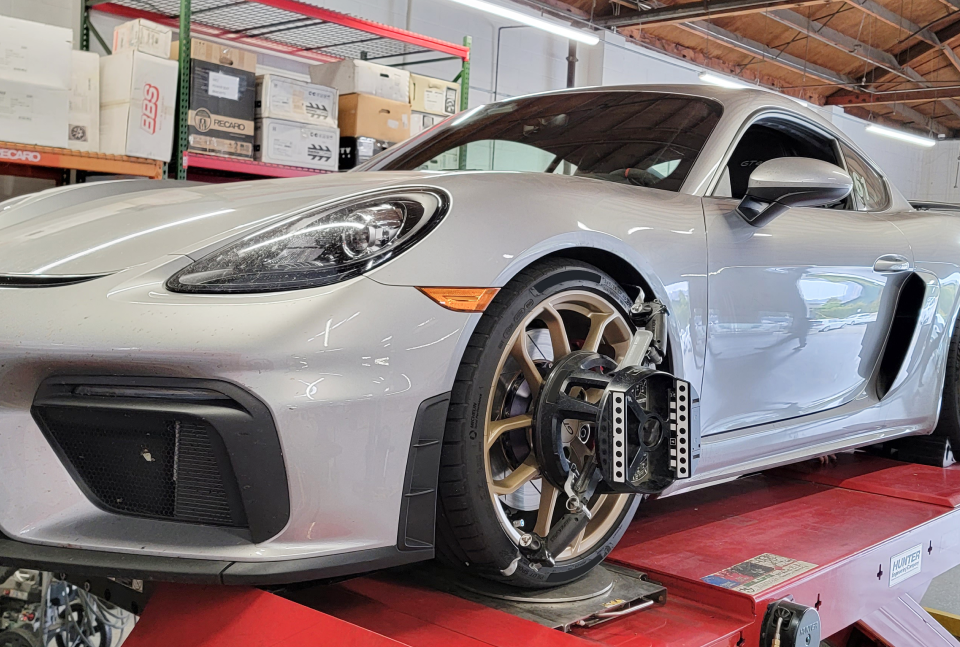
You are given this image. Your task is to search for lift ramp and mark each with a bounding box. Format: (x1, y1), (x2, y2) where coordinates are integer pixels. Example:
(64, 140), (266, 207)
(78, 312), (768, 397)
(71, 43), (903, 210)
(119, 453), (960, 647)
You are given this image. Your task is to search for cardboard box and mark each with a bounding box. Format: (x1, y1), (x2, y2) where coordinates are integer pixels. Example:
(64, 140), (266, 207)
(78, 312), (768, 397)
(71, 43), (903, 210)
(186, 39), (257, 159)
(68, 50), (100, 152)
(337, 94), (409, 142)
(339, 136), (392, 170)
(310, 60), (409, 103)
(99, 50), (178, 161)
(256, 75), (337, 128)
(113, 19), (173, 59)
(0, 16), (72, 89)
(410, 111), (443, 137)
(255, 118), (338, 171)
(0, 81), (68, 148)
(409, 74), (459, 117)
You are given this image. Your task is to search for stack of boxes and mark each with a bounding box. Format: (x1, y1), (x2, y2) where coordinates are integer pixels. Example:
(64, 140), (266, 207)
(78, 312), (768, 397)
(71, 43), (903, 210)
(255, 74), (339, 171)
(100, 19), (178, 161)
(409, 73), (460, 135)
(310, 59), (411, 169)
(308, 59), (460, 169)
(0, 15), (464, 174)
(0, 17), (73, 149)
(409, 72), (461, 170)
(181, 39), (257, 160)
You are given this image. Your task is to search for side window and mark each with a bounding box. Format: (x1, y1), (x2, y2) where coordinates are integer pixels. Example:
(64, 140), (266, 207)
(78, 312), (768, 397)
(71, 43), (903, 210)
(839, 142), (889, 211)
(713, 119), (843, 205)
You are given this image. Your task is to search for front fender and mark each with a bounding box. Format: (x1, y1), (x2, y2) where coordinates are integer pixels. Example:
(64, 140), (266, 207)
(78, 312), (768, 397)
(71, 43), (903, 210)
(366, 172), (709, 395)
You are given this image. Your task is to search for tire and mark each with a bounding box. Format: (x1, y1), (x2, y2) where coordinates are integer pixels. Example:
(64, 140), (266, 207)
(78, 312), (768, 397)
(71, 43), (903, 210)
(935, 314), (960, 447)
(0, 629), (41, 647)
(436, 259), (641, 588)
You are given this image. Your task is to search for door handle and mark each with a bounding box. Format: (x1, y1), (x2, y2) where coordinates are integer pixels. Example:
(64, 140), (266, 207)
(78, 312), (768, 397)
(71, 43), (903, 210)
(874, 254), (912, 273)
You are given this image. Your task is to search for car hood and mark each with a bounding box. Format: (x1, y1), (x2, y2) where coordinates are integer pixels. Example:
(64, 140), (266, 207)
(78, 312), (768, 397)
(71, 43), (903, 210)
(0, 172), (440, 276)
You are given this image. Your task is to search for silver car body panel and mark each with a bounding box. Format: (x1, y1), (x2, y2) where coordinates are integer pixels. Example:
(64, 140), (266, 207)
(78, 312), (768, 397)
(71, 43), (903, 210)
(0, 84), (958, 567)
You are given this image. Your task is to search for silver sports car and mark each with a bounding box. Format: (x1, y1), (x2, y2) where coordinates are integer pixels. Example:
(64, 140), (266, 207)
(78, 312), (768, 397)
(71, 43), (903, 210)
(0, 85), (957, 589)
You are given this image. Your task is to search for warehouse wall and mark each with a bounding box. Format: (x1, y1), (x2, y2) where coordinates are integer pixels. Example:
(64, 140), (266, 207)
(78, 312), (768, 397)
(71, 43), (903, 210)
(3, 0), (944, 200)
(0, 0), (80, 45)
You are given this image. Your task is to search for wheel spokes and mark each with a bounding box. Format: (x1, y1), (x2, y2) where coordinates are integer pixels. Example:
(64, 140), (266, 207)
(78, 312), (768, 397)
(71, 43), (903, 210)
(534, 480), (559, 536)
(486, 414), (533, 450)
(492, 456), (539, 495)
(582, 311), (617, 353)
(485, 290), (634, 562)
(510, 334), (542, 398)
(541, 303), (572, 360)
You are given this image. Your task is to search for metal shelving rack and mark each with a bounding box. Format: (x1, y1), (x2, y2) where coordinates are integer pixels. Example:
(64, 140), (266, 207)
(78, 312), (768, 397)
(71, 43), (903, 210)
(0, 142), (165, 181)
(82, 0), (472, 181)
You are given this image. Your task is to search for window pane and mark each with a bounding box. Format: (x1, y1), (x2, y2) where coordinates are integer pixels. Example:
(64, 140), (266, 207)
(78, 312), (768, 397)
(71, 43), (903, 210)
(363, 91), (723, 192)
(839, 142), (888, 211)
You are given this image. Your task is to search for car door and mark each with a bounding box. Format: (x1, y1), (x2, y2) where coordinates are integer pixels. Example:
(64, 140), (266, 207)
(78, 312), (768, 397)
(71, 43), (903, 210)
(699, 115), (913, 436)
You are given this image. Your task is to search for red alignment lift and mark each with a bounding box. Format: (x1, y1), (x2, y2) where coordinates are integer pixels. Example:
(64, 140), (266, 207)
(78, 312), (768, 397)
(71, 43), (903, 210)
(120, 454), (960, 647)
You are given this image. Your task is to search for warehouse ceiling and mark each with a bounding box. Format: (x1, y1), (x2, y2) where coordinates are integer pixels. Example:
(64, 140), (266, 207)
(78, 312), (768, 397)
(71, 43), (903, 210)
(526, 0), (960, 135)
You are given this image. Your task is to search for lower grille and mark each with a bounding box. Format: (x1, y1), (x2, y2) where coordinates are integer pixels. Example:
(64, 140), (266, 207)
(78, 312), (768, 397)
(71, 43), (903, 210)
(173, 422), (235, 524)
(37, 405), (246, 528)
(32, 376), (288, 542)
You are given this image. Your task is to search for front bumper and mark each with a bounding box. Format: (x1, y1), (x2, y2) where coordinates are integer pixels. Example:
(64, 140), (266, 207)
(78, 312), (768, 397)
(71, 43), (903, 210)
(0, 258), (471, 579)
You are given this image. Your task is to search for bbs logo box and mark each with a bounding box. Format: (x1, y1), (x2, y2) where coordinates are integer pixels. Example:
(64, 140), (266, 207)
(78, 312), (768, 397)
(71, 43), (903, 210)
(186, 39), (257, 159)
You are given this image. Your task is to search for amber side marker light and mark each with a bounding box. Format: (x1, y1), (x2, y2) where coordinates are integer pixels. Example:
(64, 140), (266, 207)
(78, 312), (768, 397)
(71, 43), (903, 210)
(417, 287), (500, 312)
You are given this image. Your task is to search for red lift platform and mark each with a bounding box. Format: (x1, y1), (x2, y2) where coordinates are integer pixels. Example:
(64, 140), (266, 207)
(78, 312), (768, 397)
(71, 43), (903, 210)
(118, 454), (960, 647)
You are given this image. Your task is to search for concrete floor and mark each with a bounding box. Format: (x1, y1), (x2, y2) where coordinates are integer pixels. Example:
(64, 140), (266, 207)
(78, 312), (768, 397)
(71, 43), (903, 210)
(923, 564), (960, 615)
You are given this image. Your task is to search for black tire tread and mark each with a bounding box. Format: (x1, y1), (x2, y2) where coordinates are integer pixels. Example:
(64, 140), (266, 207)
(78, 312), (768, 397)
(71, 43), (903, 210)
(935, 314), (960, 445)
(435, 259), (638, 585)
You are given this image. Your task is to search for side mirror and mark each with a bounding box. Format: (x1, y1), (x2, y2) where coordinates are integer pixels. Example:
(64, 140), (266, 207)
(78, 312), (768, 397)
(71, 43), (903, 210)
(737, 157), (853, 227)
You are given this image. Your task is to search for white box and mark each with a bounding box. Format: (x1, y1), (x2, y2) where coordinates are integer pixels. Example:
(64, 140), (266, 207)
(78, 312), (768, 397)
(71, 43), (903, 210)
(0, 81), (68, 148)
(256, 74), (338, 128)
(68, 50), (100, 152)
(255, 118), (338, 172)
(411, 111), (443, 137)
(0, 16), (72, 89)
(309, 60), (409, 103)
(113, 19), (173, 59)
(100, 50), (178, 161)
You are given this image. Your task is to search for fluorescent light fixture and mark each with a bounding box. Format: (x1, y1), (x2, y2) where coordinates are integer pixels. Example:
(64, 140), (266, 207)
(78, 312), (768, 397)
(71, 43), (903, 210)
(445, 0), (600, 45)
(698, 71), (752, 90)
(865, 124), (935, 148)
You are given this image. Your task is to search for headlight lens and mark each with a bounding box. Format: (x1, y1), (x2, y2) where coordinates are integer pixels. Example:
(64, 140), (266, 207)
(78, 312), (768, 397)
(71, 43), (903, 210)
(167, 188), (448, 293)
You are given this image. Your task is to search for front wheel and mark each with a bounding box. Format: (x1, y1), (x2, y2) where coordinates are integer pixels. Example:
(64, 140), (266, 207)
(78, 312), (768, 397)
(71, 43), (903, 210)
(436, 259), (640, 588)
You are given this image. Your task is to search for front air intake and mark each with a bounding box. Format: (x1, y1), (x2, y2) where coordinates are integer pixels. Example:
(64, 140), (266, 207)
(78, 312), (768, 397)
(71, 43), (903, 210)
(35, 397), (247, 528)
(31, 377), (291, 542)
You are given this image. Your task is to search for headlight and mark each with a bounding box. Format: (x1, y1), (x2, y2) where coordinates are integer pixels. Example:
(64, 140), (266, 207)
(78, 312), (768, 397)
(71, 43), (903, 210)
(167, 187), (449, 293)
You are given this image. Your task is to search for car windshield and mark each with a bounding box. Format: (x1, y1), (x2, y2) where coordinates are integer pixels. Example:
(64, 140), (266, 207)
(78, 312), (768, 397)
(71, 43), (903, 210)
(358, 91), (723, 192)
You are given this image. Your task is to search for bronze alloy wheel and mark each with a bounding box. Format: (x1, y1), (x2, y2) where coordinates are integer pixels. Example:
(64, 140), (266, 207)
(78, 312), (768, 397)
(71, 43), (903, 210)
(485, 290), (633, 560)
(436, 259), (643, 588)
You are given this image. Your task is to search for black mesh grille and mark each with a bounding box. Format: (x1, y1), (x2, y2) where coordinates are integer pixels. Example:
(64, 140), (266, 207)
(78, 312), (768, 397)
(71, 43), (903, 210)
(40, 410), (244, 527)
(173, 422), (235, 524)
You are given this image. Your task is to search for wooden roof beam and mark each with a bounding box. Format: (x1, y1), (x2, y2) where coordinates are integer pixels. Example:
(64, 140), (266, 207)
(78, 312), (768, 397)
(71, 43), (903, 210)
(902, 66), (960, 118)
(845, 0), (940, 47)
(766, 9), (912, 78)
(677, 21), (858, 87)
(898, 19), (960, 71)
(826, 86), (960, 103)
(595, 0), (831, 28)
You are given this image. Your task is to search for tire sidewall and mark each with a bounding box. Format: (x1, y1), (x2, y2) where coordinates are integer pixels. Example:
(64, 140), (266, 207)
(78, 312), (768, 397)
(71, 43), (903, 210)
(452, 262), (638, 586)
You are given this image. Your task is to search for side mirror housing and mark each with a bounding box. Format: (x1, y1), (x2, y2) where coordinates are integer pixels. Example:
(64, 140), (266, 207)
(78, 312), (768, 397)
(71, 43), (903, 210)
(737, 157), (854, 227)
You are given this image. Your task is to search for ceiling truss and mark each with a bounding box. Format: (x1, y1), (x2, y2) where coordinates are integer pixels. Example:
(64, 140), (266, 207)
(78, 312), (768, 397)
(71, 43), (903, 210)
(571, 0), (960, 135)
